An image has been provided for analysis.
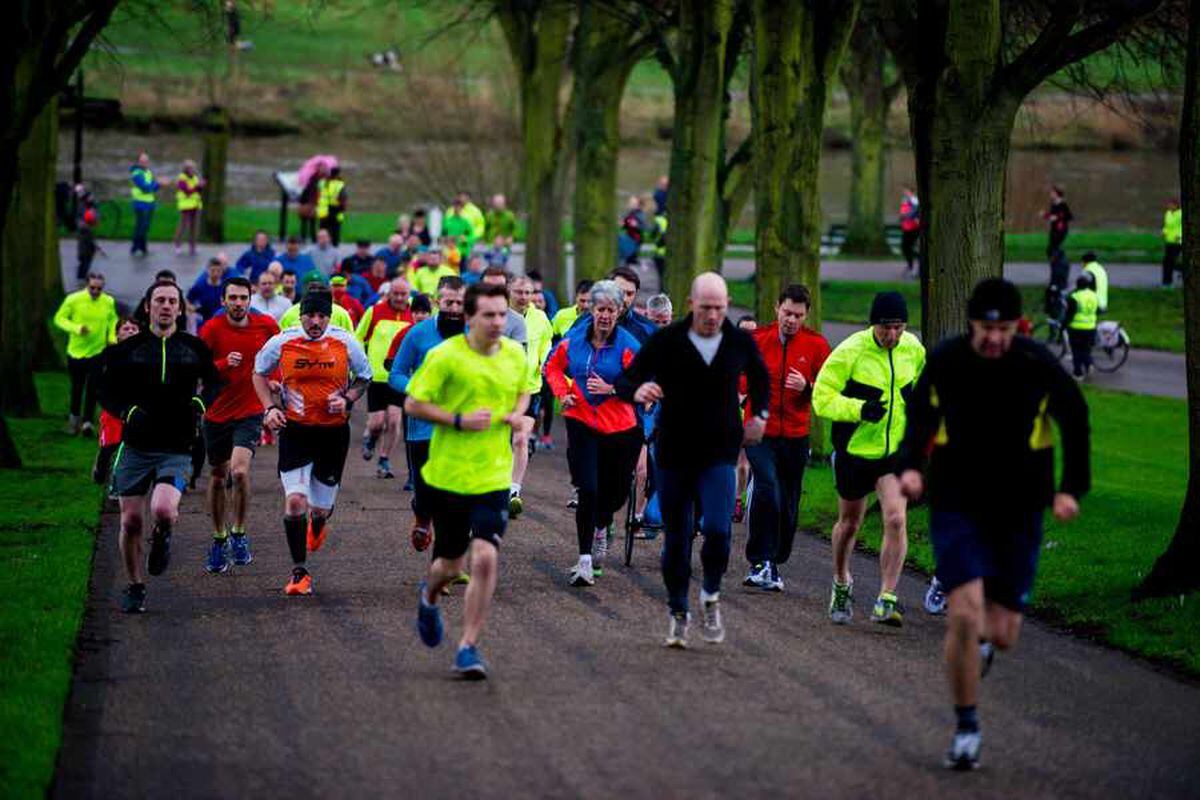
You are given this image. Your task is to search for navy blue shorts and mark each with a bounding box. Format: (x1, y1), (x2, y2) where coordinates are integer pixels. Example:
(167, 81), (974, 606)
(930, 510), (1044, 612)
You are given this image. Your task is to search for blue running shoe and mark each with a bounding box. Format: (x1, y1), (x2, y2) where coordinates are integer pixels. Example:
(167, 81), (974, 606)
(205, 539), (230, 574)
(454, 645), (488, 679)
(417, 582), (444, 647)
(924, 576), (947, 615)
(230, 534), (252, 566)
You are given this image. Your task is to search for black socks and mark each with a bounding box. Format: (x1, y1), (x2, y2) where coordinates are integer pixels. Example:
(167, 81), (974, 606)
(955, 705), (979, 733)
(284, 514), (306, 564)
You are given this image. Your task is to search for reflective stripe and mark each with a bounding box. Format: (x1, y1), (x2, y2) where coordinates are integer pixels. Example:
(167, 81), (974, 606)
(130, 167), (156, 203)
(1068, 290), (1098, 330)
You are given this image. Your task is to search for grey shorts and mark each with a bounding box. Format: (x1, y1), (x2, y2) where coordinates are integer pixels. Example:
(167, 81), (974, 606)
(110, 446), (192, 497)
(203, 415), (263, 466)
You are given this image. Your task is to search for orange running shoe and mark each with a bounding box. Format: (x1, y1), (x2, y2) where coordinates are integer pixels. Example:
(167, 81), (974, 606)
(284, 568), (313, 596)
(411, 517), (433, 552)
(307, 517), (330, 552)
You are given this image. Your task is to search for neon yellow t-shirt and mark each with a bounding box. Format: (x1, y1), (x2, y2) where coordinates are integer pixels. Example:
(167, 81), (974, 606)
(522, 306), (554, 393)
(551, 306), (579, 338)
(278, 302), (355, 332)
(406, 335), (528, 494)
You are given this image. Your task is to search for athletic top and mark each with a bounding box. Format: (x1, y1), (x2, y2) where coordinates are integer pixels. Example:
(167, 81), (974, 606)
(387, 318), (446, 442)
(545, 322), (640, 434)
(521, 305), (554, 393)
(744, 322), (831, 439)
(355, 301), (413, 383)
(277, 301), (355, 332)
(199, 311), (280, 423)
(53, 290), (118, 359)
(254, 327), (371, 427)
(551, 305), (579, 338)
(405, 335), (527, 494)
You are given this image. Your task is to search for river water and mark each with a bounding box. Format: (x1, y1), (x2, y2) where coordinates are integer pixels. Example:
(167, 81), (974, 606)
(60, 129), (1179, 232)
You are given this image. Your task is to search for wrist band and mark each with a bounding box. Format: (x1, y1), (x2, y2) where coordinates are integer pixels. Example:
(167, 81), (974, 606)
(454, 413), (462, 431)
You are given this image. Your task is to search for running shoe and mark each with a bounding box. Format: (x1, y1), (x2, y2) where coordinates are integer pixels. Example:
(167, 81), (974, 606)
(509, 488), (524, 518)
(665, 611), (690, 649)
(829, 581), (853, 624)
(871, 592), (905, 627)
(205, 539), (231, 574)
(980, 641), (996, 678)
(700, 593), (725, 644)
(361, 432), (376, 460)
(944, 729), (982, 771)
(147, 524), (172, 576)
(924, 576), (947, 615)
(569, 559), (595, 587)
(636, 523), (660, 541)
(417, 582), (444, 647)
(306, 517), (330, 552)
(566, 487), (578, 509)
(592, 528), (608, 567)
(121, 582), (147, 614)
(764, 562), (784, 593)
(402, 478), (414, 492)
(732, 498), (745, 523)
(743, 562), (769, 588)
(376, 458), (394, 479)
(452, 572), (471, 585)
(537, 435), (554, 451)
(454, 645), (488, 680)
(230, 533), (252, 565)
(284, 568), (313, 596)
(79, 421), (95, 437)
(411, 518), (433, 552)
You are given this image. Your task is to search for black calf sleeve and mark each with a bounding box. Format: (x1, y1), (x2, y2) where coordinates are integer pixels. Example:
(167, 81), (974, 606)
(284, 514), (307, 564)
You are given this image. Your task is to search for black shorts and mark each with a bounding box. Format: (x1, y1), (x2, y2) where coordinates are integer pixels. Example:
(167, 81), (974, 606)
(277, 423), (350, 486)
(203, 415), (263, 466)
(931, 509), (1044, 611)
(833, 451), (900, 501)
(367, 382), (404, 413)
(426, 486), (509, 560)
(524, 393), (542, 419)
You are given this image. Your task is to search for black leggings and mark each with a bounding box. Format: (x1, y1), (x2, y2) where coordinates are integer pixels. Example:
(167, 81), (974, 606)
(538, 382), (555, 437)
(67, 355), (102, 422)
(565, 418), (641, 555)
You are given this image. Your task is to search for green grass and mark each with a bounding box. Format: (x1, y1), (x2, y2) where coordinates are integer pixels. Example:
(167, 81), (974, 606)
(0, 374), (103, 799)
(1005, 230), (1164, 264)
(795, 387), (1198, 674)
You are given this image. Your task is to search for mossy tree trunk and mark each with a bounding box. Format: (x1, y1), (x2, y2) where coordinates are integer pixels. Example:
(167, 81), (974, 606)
(201, 105), (230, 243)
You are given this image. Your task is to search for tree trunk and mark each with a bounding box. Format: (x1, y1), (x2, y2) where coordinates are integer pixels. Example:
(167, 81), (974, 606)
(1135, 0), (1200, 600)
(201, 105), (230, 244)
(840, 14), (893, 257)
(665, 0), (734, 304)
(37, 96), (65, 370)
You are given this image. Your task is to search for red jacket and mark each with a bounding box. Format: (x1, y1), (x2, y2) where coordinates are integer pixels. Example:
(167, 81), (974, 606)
(744, 322), (831, 438)
(199, 310), (280, 423)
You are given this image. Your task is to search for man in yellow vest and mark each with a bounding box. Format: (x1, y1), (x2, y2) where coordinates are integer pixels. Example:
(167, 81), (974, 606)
(1162, 197), (1183, 288)
(317, 167), (348, 247)
(649, 213), (668, 291)
(172, 159), (205, 256)
(130, 152), (167, 257)
(1065, 273), (1099, 379)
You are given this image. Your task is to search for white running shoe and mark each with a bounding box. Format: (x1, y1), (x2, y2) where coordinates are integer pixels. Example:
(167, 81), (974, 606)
(944, 729), (982, 771)
(665, 611), (690, 648)
(700, 593), (725, 644)
(568, 558), (595, 587)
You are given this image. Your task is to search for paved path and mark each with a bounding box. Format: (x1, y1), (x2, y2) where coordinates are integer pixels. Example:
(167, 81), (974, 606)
(55, 413), (1200, 798)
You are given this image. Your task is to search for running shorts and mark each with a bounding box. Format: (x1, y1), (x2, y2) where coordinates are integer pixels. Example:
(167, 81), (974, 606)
(278, 423), (350, 486)
(203, 414), (263, 465)
(367, 382), (405, 413)
(110, 445), (192, 497)
(832, 451), (901, 501)
(523, 393), (542, 420)
(930, 509), (1045, 612)
(426, 486), (509, 560)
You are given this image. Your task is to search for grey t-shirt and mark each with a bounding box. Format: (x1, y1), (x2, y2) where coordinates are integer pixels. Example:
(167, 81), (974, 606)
(306, 244), (340, 275)
(505, 308), (528, 347)
(687, 329), (723, 365)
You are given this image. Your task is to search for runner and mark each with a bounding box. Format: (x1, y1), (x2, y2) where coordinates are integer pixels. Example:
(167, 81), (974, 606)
(99, 280), (219, 613)
(896, 278), (1089, 770)
(506, 274), (553, 516)
(812, 291), (925, 627)
(252, 286), (372, 596)
(388, 276), (466, 551)
(615, 272), (769, 647)
(54, 271), (119, 436)
(355, 277), (414, 478)
(277, 282), (356, 332)
(197, 277), (280, 573)
(742, 284), (830, 592)
(406, 282), (530, 678)
(92, 316), (141, 488)
(573, 265), (657, 343)
(544, 280), (642, 586)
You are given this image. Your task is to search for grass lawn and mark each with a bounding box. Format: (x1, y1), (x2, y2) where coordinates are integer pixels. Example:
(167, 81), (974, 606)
(1005, 229), (1164, 264)
(0, 374), (102, 799)
(795, 388), (1198, 675)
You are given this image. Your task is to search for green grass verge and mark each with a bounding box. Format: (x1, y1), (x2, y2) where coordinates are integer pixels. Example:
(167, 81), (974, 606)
(0, 374), (102, 799)
(1005, 230), (1165, 264)
(796, 387), (1197, 674)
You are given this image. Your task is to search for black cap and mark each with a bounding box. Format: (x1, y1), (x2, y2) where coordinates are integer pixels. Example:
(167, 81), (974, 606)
(300, 289), (333, 316)
(869, 291), (908, 324)
(967, 278), (1022, 322)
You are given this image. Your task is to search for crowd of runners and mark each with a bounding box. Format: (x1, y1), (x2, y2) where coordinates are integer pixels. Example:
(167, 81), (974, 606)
(54, 239), (1091, 771)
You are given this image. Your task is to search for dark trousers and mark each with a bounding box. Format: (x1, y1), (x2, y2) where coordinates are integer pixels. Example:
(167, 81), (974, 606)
(538, 382), (555, 437)
(901, 229), (920, 272)
(1163, 243), (1183, 286)
(300, 215), (317, 243)
(1068, 328), (1094, 376)
(319, 216), (342, 247)
(67, 355), (102, 422)
(657, 461), (735, 614)
(565, 419), (640, 555)
(132, 204), (154, 254)
(76, 237), (96, 282)
(407, 439), (432, 519)
(1047, 228), (1067, 258)
(744, 435), (810, 566)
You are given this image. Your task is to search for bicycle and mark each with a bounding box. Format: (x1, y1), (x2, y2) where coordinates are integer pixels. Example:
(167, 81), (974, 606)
(1028, 316), (1130, 373)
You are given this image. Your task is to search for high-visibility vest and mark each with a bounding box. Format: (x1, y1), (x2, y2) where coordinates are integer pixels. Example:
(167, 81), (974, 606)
(1068, 289), (1099, 330)
(175, 173), (202, 211)
(652, 215), (668, 257)
(130, 167), (157, 204)
(1164, 208), (1183, 245)
(319, 178), (346, 221)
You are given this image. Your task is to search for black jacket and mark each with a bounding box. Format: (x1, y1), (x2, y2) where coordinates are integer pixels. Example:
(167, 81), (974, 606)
(897, 334), (1090, 513)
(100, 329), (218, 454)
(616, 316), (769, 470)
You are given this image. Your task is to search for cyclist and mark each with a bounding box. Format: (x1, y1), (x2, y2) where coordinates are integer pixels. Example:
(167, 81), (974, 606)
(1064, 272), (1100, 379)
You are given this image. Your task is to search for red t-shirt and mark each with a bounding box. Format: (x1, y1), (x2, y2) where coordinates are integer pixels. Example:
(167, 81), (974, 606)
(199, 310), (280, 423)
(333, 291), (365, 325)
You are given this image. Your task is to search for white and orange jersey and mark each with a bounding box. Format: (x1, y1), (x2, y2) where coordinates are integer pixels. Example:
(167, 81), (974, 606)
(254, 327), (372, 426)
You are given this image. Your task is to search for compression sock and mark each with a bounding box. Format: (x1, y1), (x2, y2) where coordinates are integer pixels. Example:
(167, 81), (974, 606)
(284, 514), (306, 564)
(955, 705), (979, 733)
(310, 513), (328, 540)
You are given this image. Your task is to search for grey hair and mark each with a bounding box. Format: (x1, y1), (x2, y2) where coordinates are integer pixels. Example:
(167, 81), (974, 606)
(588, 279), (624, 310)
(647, 293), (672, 314)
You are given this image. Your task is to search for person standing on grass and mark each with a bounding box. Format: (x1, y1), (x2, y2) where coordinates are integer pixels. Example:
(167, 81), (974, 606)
(406, 282), (530, 679)
(1162, 197), (1183, 288)
(1043, 185), (1073, 258)
(54, 271), (119, 437)
(897, 277), (1089, 771)
(173, 160), (205, 256)
(100, 280), (219, 613)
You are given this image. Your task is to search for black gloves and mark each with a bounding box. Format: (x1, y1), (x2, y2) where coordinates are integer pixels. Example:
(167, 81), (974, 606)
(861, 399), (887, 423)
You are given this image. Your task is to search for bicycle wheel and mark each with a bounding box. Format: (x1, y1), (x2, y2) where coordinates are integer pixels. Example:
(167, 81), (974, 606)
(624, 470), (638, 567)
(1031, 320), (1068, 361)
(1092, 332), (1130, 373)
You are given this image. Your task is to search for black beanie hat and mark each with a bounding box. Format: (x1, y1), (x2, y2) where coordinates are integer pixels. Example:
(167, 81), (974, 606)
(869, 291), (908, 324)
(300, 288), (333, 316)
(968, 278), (1022, 322)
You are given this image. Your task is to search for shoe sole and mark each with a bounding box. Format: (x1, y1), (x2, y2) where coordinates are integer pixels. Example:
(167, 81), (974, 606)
(830, 613), (852, 625)
(664, 639), (687, 649)
(944, 756), (981, 771)
(570, 576), (595, 587)
(205, 563), (230, 574)
(702, 630), (725, 644)
(872, 616), (904, 627)
(455, 665), (488, 680)
(232, 555), (253, 566)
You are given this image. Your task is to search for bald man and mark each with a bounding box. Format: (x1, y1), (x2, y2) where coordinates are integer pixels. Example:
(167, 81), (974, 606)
(356, 277), (414, 476)
(616, 272), (770, 648)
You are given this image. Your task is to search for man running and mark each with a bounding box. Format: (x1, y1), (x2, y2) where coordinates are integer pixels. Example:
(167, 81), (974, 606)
(252, 286), (371, 596)
(506, 274), (553, 516)
(616, 272), (769, 647)
(812, 291), (925, 627)
(355, 277), (413, 478)
(100, 280), (219, 612)
(198, 277), (280, 573)
(54, 271), (119, 436)
(742, 284), (830, 592)
(406, 282), (530, 678)
(897, 278), (1089, 770)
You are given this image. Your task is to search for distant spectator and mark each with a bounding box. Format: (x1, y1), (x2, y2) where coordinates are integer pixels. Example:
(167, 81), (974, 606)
(250, 269), (292, 321)
(653, 175), (669, 215)
(298, 163), (327, 243)
(410, 208), (432, 247)
(129, 151), (167, 258)
(1043, 185), (1073, 258)
(187, 257), (236, 323)
(618, 195), (646, 266)
(484, 193), (517, 248)
(277, 235), (316, 275)
(375, 233), (407, 273)
(172, 159), (205, 257)
(235, 229), (276, 283)
(306, 227), (340, 275)
(340, 239), (375, 276)
(75, 202), (102, 284)
(1162, 197), (1184, 288)
(317, 165), (347, 246)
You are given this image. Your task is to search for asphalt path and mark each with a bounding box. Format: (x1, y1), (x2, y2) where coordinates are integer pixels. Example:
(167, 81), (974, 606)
(55, 411), (1200, 798)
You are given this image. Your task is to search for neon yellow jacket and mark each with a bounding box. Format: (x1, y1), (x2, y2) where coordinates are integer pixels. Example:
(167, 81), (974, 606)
(1163, 208), (1183, 245)
(1082, 260), (1108, 313)
(175, 172), (202, 210)
(355, 312), (411, 384)
(522, 306), (554, 393)
(551, 306), (579, 338)
(278, 302), (355, 332)
(812, 328), (925, 459)
(54, 290), (118, 359)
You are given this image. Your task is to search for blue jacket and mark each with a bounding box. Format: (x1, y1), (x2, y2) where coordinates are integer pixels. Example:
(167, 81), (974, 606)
(236, 245), (277, 283)
(276, 251), (316, 276)
(544, 322), (641, 434)
(346, 273), (374, 306)
(388, 318), (449, 442)
(129, 165), (158, 209)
